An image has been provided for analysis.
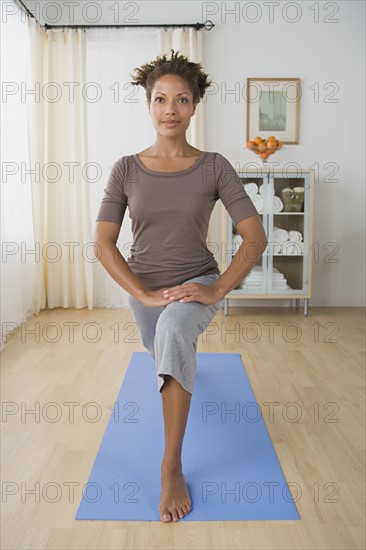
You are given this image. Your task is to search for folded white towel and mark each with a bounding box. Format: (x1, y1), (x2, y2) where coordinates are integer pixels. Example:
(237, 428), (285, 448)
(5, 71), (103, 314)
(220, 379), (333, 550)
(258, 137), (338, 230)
(273, 196), (284, 213)
(273, 226), (289, 243)
(240, 277), (262, 284)
(289, 230), (303, 242)
(258, 184), (274, 197)
(245, 266), (285, 281)
(244, 182), (258, 197)
(244, 275), (263, 281)
(273, 282), (291, 289)
(272, 268), (291, 288)
(272, 243), (282, 254)
(240, 270), (263, 285)
(281, 242), (303, 255)
(251, 194), (264, 213)
(297, 242), (305, 255)
(240, 278), (291, 289)
(272, 273), (286, 283)
(238, 265), (293, 289)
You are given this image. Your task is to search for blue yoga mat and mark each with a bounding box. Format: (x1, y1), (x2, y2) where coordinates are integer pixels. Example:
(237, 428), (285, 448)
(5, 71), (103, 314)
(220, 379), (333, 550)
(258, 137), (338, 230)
(75, 352), (300, 521)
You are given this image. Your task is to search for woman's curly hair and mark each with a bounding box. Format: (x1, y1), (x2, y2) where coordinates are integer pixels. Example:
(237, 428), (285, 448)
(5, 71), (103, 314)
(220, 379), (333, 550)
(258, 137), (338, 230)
(129, 48), (212, 105)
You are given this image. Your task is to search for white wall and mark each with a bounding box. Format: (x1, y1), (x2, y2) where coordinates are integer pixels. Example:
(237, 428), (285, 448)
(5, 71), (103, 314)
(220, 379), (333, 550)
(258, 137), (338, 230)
(22, 0), (366, 307)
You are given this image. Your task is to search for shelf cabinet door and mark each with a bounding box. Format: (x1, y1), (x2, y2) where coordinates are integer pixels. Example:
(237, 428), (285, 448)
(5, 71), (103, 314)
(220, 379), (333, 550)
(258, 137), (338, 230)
(222, 168), (313, 298)
(267, 171), (311, 295)
(226, 174), (269, 294)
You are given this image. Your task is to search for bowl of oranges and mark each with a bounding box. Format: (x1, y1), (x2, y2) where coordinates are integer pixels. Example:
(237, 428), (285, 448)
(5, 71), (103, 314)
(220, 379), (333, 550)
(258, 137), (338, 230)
(246, 136), (284, 163)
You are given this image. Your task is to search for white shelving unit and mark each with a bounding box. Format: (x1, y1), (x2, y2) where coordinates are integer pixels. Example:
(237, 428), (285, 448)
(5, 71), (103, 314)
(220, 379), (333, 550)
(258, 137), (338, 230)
(220, 167), (314, 316)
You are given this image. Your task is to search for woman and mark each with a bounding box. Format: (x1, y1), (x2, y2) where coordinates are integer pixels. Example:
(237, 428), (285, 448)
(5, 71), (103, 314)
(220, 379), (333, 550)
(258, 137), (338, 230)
(94, 49), (268, 523)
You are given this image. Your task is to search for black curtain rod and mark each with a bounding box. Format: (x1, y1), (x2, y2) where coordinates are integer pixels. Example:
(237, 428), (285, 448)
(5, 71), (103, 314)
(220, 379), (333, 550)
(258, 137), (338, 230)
(43, 21), (214, 31)
(15, 0), (34, 18)
(16, 0), (214, 31)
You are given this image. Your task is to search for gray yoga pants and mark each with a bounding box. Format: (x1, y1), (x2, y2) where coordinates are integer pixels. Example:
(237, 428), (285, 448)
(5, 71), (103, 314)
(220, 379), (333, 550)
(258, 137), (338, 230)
(128, 273), (221, 395)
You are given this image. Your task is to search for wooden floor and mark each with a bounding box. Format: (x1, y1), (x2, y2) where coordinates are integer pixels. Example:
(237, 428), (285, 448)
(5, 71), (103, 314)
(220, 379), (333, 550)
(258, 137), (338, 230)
(1, 306), (365, 550)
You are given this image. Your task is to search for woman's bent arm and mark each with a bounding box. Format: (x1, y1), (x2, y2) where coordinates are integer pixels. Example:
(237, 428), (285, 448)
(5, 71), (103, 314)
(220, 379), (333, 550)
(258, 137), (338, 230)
(212, 215), (268, 299)
(94, 221), (150, 300)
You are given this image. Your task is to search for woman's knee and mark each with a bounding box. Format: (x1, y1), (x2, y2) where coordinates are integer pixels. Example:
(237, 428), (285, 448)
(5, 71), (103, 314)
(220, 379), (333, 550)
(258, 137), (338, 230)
(155, 314), (194, 350)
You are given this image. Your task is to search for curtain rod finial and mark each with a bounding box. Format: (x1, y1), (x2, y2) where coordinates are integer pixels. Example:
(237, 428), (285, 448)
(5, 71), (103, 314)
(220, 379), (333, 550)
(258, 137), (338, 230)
(204, 20), (214, 31)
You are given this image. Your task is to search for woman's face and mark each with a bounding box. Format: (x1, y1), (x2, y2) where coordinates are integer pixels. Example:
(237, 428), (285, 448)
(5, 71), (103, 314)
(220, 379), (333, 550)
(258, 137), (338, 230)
(148, 74), (197, 135)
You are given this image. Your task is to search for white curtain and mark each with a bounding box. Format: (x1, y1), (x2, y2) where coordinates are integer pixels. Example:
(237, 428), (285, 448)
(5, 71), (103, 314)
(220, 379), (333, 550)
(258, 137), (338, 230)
(158, 27), (205, 148)
(43, 25), (93, 310)
(1, 9), (44, 351)
(1, 3), (205, 349)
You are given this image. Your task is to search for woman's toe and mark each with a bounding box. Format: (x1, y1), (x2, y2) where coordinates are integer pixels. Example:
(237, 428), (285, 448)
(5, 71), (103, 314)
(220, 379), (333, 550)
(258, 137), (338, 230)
(161, 512), (171, 522)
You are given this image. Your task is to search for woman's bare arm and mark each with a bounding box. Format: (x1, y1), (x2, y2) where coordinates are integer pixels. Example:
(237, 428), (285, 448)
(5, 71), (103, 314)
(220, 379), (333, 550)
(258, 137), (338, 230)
(93, 221), (150, 300)
(212, 215), (268, 299)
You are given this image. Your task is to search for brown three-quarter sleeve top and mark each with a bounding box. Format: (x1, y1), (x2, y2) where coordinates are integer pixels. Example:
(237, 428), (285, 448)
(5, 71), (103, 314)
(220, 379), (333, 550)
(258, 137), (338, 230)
(95, 152), (258, 291)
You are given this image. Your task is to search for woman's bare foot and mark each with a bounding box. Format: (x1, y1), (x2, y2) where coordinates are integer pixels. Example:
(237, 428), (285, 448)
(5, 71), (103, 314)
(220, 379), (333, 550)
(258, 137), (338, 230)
(159, 461), (192, 522)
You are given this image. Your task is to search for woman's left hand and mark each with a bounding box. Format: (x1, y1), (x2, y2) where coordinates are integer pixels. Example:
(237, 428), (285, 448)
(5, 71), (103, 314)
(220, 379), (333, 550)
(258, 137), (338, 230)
(161, 282), (222, 305)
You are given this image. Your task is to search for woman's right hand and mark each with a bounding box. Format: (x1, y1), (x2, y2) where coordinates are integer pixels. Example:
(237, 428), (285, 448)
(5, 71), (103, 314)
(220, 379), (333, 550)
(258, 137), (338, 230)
(140, 289), (176, 307)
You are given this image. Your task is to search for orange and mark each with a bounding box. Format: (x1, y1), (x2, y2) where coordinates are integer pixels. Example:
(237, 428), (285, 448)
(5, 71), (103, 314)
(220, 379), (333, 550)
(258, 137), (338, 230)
(254, 136), (263, 145)
(247, 140), (256, 148)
